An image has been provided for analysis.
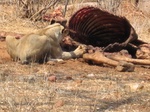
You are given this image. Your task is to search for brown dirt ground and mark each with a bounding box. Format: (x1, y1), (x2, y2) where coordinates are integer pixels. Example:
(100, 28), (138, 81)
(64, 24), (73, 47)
(0, 39), (150, 112)
(0, 3), (150, 112)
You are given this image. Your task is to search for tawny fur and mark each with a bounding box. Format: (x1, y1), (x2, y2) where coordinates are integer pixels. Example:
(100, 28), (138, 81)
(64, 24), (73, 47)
(6, 23), (86, 64)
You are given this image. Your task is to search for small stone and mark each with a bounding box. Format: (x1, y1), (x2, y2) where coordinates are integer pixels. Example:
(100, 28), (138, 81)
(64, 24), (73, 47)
(48, 75), (57, 82)
(65, 76), (73, 80)
(0, 70), (9, 81)
(28, 76), (36, 84)
(126, 81), (144, 92)
(116, 61), (135, 72)
(53, 100), (64, 108)
(74, 79), (83, 86)
(87, 73), (95, 78)
(75, 79), (83, 84)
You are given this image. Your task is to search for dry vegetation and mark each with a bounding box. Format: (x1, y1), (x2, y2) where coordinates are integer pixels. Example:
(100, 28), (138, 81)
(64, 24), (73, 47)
(0, 0), (150, 112)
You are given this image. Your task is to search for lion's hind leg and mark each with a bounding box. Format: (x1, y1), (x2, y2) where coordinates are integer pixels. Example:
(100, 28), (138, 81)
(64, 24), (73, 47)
(6, 35), (19, 61)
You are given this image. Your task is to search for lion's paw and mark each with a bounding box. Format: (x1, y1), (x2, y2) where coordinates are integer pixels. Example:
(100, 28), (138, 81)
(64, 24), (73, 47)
(74, 45), (87, 56)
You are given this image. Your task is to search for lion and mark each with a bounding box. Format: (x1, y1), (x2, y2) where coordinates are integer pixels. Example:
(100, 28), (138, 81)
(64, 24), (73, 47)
(6, 22), (86, 64)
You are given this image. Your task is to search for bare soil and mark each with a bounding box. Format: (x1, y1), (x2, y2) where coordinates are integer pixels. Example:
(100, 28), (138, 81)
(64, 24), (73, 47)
(0, 39), (150, 112)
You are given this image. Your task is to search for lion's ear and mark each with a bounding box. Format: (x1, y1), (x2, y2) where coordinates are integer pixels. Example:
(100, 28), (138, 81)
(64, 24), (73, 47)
(61, 20), (67, 26)
(50, 19), (56, 25)
(62, 29), (69, 37)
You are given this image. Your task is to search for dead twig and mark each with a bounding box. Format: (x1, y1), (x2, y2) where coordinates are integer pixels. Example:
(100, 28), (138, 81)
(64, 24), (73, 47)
(63, 0), (69, 17)
(29, 0), (59, 21)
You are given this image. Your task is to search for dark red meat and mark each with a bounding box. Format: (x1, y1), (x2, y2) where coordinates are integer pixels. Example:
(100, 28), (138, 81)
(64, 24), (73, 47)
(68, 7), (135, 47)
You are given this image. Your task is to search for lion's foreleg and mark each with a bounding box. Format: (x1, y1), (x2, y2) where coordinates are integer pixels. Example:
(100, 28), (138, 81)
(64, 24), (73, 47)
(62, 45), (87, 59)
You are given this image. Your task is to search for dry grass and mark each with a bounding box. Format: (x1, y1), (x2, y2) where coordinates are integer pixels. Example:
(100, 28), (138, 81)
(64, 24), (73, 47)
(0, 62), (150, 112)
(117, 1), (150, 42)
(0, 1), (150, 112)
